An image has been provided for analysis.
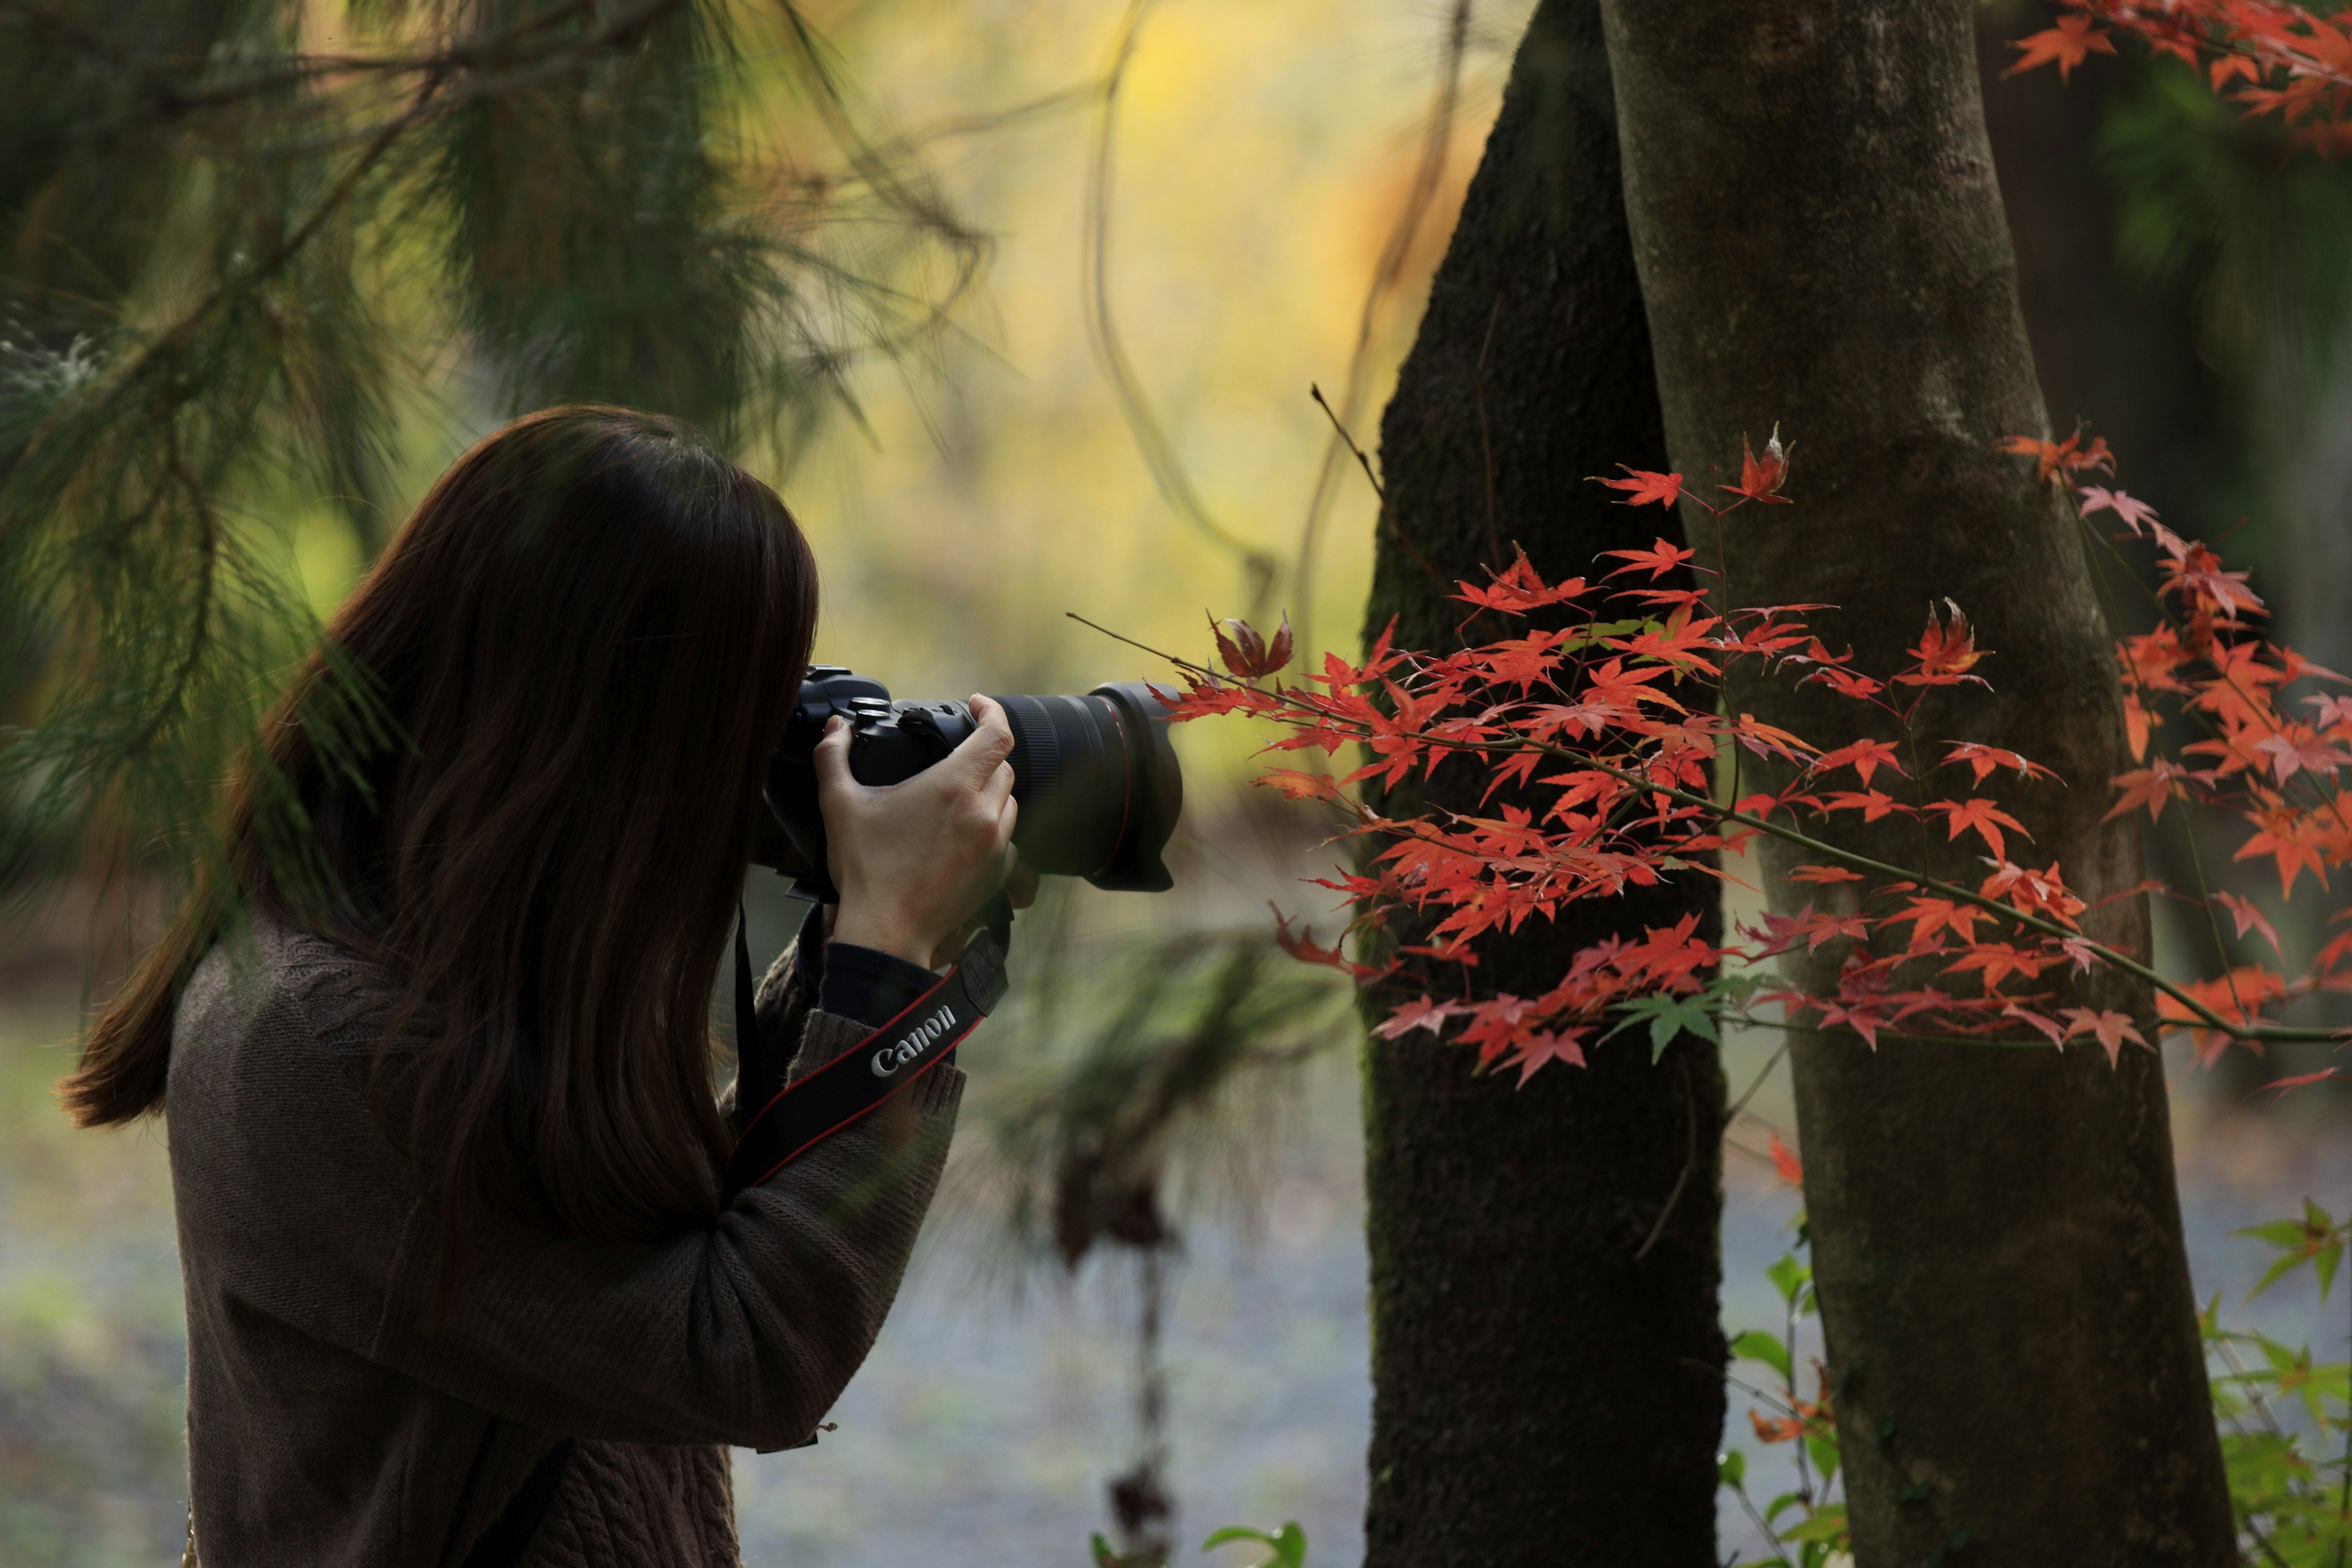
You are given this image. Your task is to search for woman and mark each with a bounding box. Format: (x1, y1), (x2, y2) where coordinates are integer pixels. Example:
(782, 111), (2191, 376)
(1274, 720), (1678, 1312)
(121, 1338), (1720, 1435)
(62, 407), (1021, 1566)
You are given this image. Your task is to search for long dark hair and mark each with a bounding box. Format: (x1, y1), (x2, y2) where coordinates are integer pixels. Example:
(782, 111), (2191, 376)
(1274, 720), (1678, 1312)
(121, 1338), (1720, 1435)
(65, 405), (819, 1254)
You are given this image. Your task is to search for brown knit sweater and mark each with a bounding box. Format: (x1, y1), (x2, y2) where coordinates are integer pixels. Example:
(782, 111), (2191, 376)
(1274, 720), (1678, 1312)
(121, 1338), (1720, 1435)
(165, 916), (962, 1567)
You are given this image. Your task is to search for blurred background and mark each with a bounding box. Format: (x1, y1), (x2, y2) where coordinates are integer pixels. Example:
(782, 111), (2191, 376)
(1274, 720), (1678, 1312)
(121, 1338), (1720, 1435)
(3, 0), (2351, 1562)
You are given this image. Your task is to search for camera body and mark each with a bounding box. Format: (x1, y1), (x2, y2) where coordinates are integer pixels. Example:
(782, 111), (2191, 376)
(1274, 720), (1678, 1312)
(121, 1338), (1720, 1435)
(760, 666), (1182, 900)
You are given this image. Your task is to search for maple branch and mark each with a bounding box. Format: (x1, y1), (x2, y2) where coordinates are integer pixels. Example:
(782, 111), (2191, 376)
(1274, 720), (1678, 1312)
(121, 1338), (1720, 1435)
(1077, 618), (2346, 1048)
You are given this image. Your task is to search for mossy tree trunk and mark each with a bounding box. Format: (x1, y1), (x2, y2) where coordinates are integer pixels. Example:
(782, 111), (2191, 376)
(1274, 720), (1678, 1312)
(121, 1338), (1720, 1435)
(1598, 1), (2235, 1561)
(1357, 2), (1724, 1562)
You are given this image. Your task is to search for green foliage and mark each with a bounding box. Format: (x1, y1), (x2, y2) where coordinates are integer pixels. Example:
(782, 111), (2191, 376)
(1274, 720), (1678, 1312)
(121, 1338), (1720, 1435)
(2205, 1201), (2352, 1566)
(1601, 986), (1720, 1061)
(0, 0), (979, 904)
(1199, 1522), (1306, 1568)
(1720, 1243), (1847, 1567)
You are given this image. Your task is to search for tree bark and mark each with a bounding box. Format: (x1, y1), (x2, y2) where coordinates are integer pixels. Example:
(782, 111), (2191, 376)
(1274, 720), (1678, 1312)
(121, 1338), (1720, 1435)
(1357, 2), (1724, 1562)
(1598, 2), (2234, 1563)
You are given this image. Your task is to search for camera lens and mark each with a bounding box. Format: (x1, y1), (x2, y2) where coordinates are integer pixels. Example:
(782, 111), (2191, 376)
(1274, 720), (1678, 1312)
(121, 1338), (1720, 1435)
(992, 683), (1180, 891)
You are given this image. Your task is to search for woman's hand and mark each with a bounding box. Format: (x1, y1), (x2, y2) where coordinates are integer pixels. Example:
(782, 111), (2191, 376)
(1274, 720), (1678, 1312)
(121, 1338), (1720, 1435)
(817, 694), (1027, 969)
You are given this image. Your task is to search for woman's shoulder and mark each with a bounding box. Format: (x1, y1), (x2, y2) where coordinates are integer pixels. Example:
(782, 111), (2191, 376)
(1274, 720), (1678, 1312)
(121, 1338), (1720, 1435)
(178, 912), (403, 1064)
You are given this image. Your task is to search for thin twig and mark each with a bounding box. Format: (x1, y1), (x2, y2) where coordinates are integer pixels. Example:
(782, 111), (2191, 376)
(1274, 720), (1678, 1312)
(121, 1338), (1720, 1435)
(1307, 383), (1447, 590)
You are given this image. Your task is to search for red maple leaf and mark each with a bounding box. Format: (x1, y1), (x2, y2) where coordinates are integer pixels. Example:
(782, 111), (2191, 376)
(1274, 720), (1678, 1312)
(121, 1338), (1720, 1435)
(1896, 600), (1989, 687)
(2105, 761), (2195, 824)
(2076, 484), (2161, 535)
(2007, 13), (2117, 80)
(1589, 467), (1684, 508)
(2058, 1007), (2149, 1068)
(1600, 537), (1698, 579)
(2236, 807), (2331, 898)
(1508, 1028), (1591, 1085)
(1822, 790), (1910, 823)
(1943, 741), (2058, 785)
(1927, 796), (2032, 861)
(1887, 896), (1992, 949)
(1787, 864), (1866, 886)
(1811, 737), (1905, 787)
(1721, 425), (1792, 504)
(2211, 891), (2283, 958)
(1210, 609), (1294, 678)
(1374, 995), (1462, 1040)
(1768, 1132), (1803, 1187)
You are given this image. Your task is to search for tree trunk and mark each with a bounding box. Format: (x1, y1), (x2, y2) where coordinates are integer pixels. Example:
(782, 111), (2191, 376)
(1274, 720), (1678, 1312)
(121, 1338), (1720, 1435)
(1357, 2), (1724, 1562)
(1598, 2), (2234, 1563)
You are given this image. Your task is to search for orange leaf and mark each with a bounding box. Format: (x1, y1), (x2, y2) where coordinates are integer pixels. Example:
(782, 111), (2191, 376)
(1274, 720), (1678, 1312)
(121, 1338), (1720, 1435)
(1589, 467), (1685, 508)
(2007, 13), (2117, 80)
(1928, 797), (2032, 862)
(1768, 1132), (1803, 1187)
(1721, 424), (1792, 504)
(1896, 600), (1989, 687)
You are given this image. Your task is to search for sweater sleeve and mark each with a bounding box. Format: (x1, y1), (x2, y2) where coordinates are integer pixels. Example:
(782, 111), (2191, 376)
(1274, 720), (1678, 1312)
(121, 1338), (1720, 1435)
(172, 929), (962, 1453)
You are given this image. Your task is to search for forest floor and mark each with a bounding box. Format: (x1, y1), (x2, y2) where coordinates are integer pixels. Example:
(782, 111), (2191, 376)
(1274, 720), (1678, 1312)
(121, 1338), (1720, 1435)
(1, 866), (2346, 1566)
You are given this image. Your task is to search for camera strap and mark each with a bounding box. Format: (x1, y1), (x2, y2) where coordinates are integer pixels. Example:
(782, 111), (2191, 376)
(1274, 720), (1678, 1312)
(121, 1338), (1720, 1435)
(723, 922), (1006, 1201)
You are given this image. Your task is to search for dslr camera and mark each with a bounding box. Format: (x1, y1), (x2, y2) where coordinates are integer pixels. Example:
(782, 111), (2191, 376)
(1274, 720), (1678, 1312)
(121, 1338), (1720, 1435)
(758, 666), (1183, 900)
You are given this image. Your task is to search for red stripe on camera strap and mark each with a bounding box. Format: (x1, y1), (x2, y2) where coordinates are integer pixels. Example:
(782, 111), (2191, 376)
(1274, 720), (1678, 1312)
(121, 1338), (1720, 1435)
(724, 928), (1005, 1200)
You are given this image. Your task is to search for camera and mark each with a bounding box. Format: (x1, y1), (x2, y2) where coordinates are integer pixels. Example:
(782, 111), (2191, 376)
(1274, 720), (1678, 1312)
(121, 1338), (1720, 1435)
(758, 666), (1183, 899)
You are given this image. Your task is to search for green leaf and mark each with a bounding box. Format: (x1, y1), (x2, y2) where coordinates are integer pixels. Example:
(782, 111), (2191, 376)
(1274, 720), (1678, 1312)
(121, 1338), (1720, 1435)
(1718, 1449), (1747, 1488)
(1804, 1429), (1839, 1485)
(2317, 1240), (2343, 1302)
(1768, 1254), (1810, 1305)
(1093, 1532), (1121, 1568)
(1601, 991), (1721, 1060)
(2247, 1248), (2313, 1302)
(2235, 1219), (2314, 1251)
(1733, 1330), (1794, 1384)
(1200, 1523), (1305, 1568)
(1765, 1490), (1808, 1525)
(1781, 1504), (1849, 1544)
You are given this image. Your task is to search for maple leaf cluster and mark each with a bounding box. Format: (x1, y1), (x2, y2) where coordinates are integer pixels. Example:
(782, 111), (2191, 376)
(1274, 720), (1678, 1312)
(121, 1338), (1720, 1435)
(1146, 425), (2352, 1088)
(2010, 1), (2352, 158)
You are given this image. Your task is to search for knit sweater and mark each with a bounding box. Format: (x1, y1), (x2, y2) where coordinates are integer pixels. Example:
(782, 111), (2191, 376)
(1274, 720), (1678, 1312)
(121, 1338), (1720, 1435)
(165, 915), (962, 1567)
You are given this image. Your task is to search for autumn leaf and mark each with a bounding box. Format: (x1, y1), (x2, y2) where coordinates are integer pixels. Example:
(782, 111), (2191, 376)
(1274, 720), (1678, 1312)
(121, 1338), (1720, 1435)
(1811, 737), (1905, 787)
(1787, 864), (1866, 886)
(2212, 891), (2283, 959)
(1998, 429), (2114, 481)
(1589, 466), (1685, 508)
(1256, 768), (1341, 801)
(2105, 761), (2195, 824)
(1721, 424), (1792, 504)
(2076, 484), (2160, 535)
(2235, 807), (2331, 898)
(2059, 1007), (2148, 1068)
(1600, 537), (1698, 579)
(1896, 600), (1989, 687)
(1209, 609), (1294, 679)
(1374, 995), (1463, 1040)
(1927, 796), (2032, 861)
(1768, 1131), (1804, 1187)
(1943, 740), (2058, 786)
(2007, 13), (2117, 80)
(1508, 1028), (1590, 1085)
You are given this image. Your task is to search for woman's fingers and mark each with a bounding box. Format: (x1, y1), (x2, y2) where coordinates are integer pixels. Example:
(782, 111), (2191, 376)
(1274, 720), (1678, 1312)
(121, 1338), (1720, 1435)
(812, 715), (854, 799)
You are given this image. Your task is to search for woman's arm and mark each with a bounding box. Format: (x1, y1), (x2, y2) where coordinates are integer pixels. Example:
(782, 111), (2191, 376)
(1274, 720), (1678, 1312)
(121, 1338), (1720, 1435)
(368, 1006), (960, 1451)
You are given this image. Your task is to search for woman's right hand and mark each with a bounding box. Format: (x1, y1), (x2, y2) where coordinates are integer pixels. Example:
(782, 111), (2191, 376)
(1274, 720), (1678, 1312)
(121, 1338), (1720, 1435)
(816, 695), (1021, 969)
